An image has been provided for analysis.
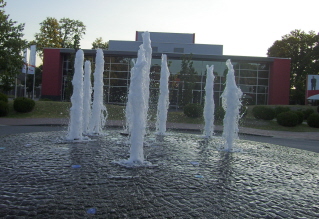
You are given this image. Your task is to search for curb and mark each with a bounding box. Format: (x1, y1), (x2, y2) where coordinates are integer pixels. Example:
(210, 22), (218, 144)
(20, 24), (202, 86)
(0, 118), (318, 141)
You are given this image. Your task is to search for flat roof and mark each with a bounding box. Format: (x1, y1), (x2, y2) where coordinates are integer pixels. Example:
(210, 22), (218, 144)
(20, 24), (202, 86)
(55, 48), (288, 62)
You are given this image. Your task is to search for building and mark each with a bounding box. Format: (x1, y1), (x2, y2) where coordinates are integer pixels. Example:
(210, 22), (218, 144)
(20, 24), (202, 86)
(109, 32), (223, 55)
(41, 31), (291, 106)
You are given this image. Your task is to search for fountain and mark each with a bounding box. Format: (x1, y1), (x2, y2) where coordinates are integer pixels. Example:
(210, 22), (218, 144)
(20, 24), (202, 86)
(66, 42), (241, 152)
(2, 128), (319, 218)
(125, 32), (152, 135)
(116, 32), (152, 166)
(155, 54), (170, 136)
(88, 49), (107, 135)
(125, 47), (149, 165)
(82, 60), (92, 135)
(66, 50), (84, 141)
(2, 34), (319, 217)
(221, 59), (243, 151)
(203, 65), (215, 138)
(142, 31), (152, 126)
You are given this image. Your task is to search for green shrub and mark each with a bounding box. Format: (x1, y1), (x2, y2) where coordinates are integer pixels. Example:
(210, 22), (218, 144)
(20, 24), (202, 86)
(214, 106), (225, 121)
(317, 105), (319, 113)
(274, 106), (290, 117)
(0, 101), (9, 117)
(213, 105), (246, 121)
(277, 111), (299, 127)
(307, 113), (319, 128)
(13, 97), (35, 113)
(302, 108), (315, 120)
(240, 105), (248, 118)
(39, 98), (53, 101)
(292, 111), (304, 125)
(0, 92), (8, 103)
(183, 103), (203, 118)
(252, 106), (275, 120)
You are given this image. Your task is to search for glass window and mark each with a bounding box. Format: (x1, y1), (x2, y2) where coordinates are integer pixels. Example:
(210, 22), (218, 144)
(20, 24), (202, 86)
(192, 90), (204, 104)
(239, 85), (252, 93)
(109, 71), (129, 79)
(150, 80), (160, 89)
(150, 64), (161, 73)
(191, 60), (204, 75)
(258, 71), (269, 78)
(257, 94), (268, 105)
(104, 57), (112, 64)
(258, 63), (269, 70)
(103, 78), (109, 85)
(240, 70), (257, 78)
(258, 79), (268, 86)
(257, 86), (267, 93)
(167, 59), (182, 74)
(110, 79), (128, 87)
(194, 82), (203, 90)
(109, 87), (127, 103)
(84, 56), (95, 63)
(240, 78), (257, 85)
(169, 89), (179, 105)
(107, 56), (132, 64)
(214, 92), (222, 105)
(214, 84), (221, 92)
(233, 63), (240, 70)
(98, 55), (272, 106)
(107, 63), (130, 72)
(202, 61), (229, 77)
(150, 72), (161, 81)
(152, 47), (158, 52)
(239, 63), (258, 70)
(174, 48), (184, 53)
(151, 58), (162, 67)
(243, 93), (256, 105)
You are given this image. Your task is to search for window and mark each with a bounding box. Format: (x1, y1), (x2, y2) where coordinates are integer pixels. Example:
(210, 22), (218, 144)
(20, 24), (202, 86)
(173, 48), (184, 53)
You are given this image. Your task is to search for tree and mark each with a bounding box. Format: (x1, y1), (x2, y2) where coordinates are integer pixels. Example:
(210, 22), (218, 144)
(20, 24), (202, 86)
(267, 29), (319, 104)
(59, 18), (86, 48)
(34, 17), (86, 57)
(92, 37), (108, 49)
(178, 54), (197, 106)
(0, 0), (27, 92)
(73, 34), (80, 52)
(34, 17), (61, 50)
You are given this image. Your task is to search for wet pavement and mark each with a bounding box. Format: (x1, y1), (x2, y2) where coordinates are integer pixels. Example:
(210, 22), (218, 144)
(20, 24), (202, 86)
(0, 129), (319, 218)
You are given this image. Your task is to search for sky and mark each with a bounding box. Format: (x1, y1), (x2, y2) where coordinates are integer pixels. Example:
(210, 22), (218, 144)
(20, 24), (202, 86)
(5, 0), (319, 60)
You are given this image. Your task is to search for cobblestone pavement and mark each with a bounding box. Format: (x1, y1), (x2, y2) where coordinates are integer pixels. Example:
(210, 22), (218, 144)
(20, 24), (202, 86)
(0, 130), (319, 218)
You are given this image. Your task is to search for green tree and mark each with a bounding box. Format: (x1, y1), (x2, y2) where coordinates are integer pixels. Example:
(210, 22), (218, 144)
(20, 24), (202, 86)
(92, 37), (108, 49)
(73, 34), (80, 52)
(178, 54), (197, 107)
(34, 17), (86, 57)
(0, 0), (27, 92)
(59, 18), (86, 48)
(267, 29), (319, 104)
(34, 17), (61, 51)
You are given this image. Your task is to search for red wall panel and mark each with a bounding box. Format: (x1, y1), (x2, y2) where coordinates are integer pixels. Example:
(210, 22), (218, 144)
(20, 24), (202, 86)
(268, 58), (291, 105)
(41, 49), (62, 97)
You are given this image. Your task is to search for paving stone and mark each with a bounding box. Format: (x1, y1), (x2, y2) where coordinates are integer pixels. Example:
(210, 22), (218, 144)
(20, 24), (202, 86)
(0, 130), (318, 218)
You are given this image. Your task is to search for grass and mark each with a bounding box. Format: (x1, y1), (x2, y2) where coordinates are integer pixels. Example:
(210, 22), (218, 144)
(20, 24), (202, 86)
(2, 100), (319, 132)
(167, 111), (204, 124)
(6, 100), (126, 120)
(6, 101), (71, 118)
(240, 118), (319, 132)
